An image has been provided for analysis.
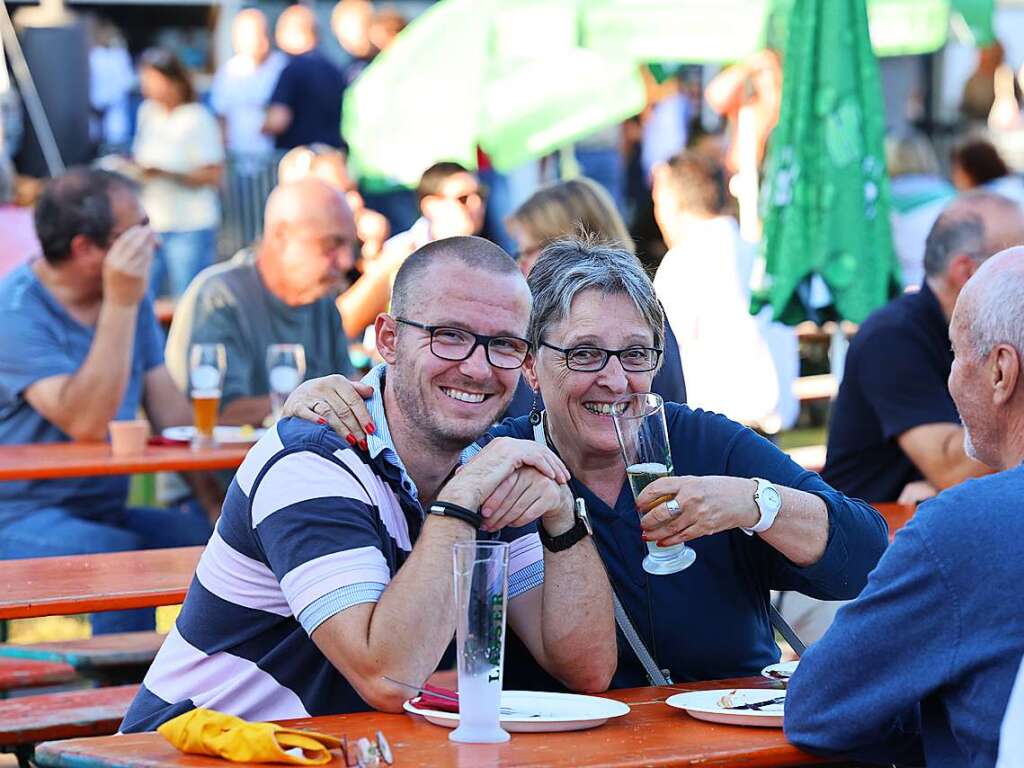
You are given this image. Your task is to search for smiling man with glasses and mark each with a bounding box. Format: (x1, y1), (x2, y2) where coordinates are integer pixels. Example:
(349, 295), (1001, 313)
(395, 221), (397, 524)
(121, 235), (616, 732)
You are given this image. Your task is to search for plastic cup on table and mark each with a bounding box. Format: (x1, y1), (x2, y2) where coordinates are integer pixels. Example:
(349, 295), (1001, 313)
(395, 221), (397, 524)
(109, 419), (150, 457)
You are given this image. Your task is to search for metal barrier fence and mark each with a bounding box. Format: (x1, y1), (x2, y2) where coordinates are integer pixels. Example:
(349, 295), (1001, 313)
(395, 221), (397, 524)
(218, 152), (278, 260)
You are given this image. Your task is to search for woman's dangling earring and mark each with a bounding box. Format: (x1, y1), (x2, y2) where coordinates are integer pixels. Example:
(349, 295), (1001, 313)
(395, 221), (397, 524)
(528, 389), (542, 426)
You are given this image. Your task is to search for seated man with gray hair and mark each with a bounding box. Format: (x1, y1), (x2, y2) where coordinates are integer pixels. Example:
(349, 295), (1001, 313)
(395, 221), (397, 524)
(786, 246), (1024, 766)
(823, 191), (1024, 504)
(121, 236), (616, 730)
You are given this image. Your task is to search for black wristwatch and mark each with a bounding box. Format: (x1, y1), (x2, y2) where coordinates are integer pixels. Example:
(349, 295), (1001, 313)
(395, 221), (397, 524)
(539, 498), (593, 552)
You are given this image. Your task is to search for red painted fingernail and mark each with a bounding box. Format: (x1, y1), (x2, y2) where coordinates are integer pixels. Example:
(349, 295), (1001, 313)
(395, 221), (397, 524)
(346, 434), (357, 446)
(365, 423), (376, 435)
(317, 418), (327, 425)
(359, 439), (368, 451)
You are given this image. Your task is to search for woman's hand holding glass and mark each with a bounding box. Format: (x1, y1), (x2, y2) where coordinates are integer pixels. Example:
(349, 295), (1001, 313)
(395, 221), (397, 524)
(635, 475), (761, 547)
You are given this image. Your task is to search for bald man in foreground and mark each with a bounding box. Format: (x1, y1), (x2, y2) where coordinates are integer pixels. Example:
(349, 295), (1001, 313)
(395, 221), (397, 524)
(786, 247), (1024, 766)
(166, 179), (356, 429)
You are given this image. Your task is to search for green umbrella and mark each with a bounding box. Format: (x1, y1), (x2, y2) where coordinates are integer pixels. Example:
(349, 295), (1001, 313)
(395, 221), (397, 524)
(753, 0), (900, 325)
(581, 0), (954, 62)
(342, 0), (646, 187)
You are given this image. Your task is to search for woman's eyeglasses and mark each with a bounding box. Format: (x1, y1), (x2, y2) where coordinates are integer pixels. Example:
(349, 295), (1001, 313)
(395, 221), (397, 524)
(539, 342), (662, 372)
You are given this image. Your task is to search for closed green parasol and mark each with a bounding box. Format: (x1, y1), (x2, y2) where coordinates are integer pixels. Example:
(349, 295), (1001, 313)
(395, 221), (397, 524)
(753, 0), (900, 325)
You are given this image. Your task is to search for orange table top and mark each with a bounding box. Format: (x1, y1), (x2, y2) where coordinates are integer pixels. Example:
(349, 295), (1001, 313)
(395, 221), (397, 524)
(0, 547), (201, 620)
(0, 442), (249, 481)
(36, 678), (832, 768)
(874, 502), (916, 541)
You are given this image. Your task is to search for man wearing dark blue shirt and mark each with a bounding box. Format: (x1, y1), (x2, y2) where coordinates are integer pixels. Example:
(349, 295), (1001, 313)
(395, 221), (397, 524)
(823, 192), (1024, 503)
(786, 246), (1024, 767)
(265, 6), (346, 150)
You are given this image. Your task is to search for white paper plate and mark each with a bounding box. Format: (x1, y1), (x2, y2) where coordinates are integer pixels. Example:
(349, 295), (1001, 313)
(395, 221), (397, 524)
(761, 660), (799, 682)
(665, 689), (785, 728)
(403, 690), (630, 733)
(162, 426), (266, 444)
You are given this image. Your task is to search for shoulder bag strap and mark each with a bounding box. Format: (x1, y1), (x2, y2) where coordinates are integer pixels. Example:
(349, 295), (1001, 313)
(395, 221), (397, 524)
(532, 414), (672, 687)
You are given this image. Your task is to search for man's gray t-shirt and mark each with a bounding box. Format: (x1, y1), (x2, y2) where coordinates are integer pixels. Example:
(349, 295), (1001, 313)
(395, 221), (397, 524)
(0, 263), (165, 524)
(167, 253), (352, 409)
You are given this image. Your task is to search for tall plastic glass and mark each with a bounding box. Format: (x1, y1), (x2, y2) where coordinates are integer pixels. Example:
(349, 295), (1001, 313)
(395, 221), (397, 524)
(266, 344), (306, 422)
(612, 392), (696, 575)
(449, 540), (510, 744)
(189, 343), (226, 448)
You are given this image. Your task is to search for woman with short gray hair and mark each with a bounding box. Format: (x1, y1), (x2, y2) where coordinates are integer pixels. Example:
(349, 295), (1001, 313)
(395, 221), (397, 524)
(294, 237), (888, 689)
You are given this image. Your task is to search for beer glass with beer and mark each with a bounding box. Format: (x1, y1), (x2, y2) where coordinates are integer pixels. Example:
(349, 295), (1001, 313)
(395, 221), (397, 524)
(189, 343), (226, 447)
(266, 344), (306, 422)
(612, 392), (696, 575)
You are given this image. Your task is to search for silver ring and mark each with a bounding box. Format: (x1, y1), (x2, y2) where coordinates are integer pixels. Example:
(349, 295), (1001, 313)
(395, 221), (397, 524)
(665, 499), (681, 517)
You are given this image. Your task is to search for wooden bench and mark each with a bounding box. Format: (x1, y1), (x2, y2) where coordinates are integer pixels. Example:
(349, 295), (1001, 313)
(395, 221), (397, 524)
(786, 444), (826, 473)
(0, 659), (77, 694)
(0, 684), (138, 768)
(0, 632), (165, 685)
(792, 373), (837, 403)
(0, 547), (202, 621)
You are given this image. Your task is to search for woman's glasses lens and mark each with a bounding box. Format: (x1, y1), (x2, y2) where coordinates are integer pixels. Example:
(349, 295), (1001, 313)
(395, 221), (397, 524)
(566, 347), (660, 372)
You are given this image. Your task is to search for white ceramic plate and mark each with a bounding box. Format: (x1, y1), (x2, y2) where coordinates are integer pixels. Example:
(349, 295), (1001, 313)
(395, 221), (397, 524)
(664, 689), (785, 728)
(403, 690), (631, 733)
(761, 660), (799, 682)
(161, 426), (266, 444)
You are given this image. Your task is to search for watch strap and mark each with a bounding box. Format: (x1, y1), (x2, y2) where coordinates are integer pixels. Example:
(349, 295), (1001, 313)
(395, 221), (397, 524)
(742, 477), (780, 535)
(539, 498), (592, 552)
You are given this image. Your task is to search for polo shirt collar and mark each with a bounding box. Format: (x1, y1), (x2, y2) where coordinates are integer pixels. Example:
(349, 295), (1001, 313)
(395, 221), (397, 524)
(916, 280), (949, 331)
(361, 364), (478, 502)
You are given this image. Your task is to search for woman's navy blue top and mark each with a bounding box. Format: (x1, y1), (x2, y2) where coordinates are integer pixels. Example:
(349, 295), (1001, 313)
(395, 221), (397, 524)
(483, 404), (888, 690)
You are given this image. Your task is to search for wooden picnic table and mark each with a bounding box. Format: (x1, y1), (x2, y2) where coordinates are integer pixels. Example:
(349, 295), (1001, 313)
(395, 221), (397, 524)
(0, 442), (249, 482)
(875, 502), (915, 540)
(0, 547), (202, 621)
(35, 677), (831, 768)
(154, 298), (176, 328)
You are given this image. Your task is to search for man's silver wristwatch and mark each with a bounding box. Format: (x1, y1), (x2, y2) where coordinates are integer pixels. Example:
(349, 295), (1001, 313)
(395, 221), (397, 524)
(741, 478), (782, 535)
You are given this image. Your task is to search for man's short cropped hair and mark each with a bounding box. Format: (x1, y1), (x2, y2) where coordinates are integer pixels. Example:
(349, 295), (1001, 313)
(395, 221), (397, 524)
(922, 192), (1021, 278)
(390, 235), (520, 318)
(662, 151), (725, 217)
(34, 168), (138, 266)
(416, 161), (472, 202)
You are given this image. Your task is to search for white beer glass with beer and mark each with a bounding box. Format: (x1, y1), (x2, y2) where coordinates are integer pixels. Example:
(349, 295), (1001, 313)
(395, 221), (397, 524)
(189, 343), (226, 448)
(612, 392), (696, 575)
(266, 344), (306, 422)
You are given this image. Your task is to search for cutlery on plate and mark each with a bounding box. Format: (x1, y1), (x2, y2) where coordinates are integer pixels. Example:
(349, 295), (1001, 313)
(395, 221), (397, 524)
(722, 695), (786, 711)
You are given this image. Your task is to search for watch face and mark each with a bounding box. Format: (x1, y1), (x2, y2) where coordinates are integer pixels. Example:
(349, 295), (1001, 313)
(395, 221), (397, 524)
(764, 486), (782, 509)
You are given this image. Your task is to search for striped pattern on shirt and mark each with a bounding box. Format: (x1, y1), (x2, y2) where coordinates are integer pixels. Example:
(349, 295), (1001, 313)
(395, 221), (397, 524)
(121, 412), (542, 732)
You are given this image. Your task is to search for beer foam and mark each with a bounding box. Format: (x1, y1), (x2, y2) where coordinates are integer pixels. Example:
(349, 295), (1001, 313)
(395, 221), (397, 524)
(191, 388), (222, 399)
(269, 365), (301, 394)
(627, 462), (669, 474)
(191, 364), (221, 390)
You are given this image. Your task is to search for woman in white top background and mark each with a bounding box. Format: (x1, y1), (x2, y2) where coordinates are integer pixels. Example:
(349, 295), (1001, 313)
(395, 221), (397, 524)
(133, 48), (224, 299)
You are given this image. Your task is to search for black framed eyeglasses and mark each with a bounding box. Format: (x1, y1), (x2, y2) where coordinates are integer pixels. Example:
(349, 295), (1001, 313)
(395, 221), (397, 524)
(395, 318), (531, 370)
(539, 341), (663, 372)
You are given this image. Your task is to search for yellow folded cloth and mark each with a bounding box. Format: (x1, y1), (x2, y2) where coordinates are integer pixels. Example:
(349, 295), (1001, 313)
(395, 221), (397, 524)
(158, 708), (342, 765)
